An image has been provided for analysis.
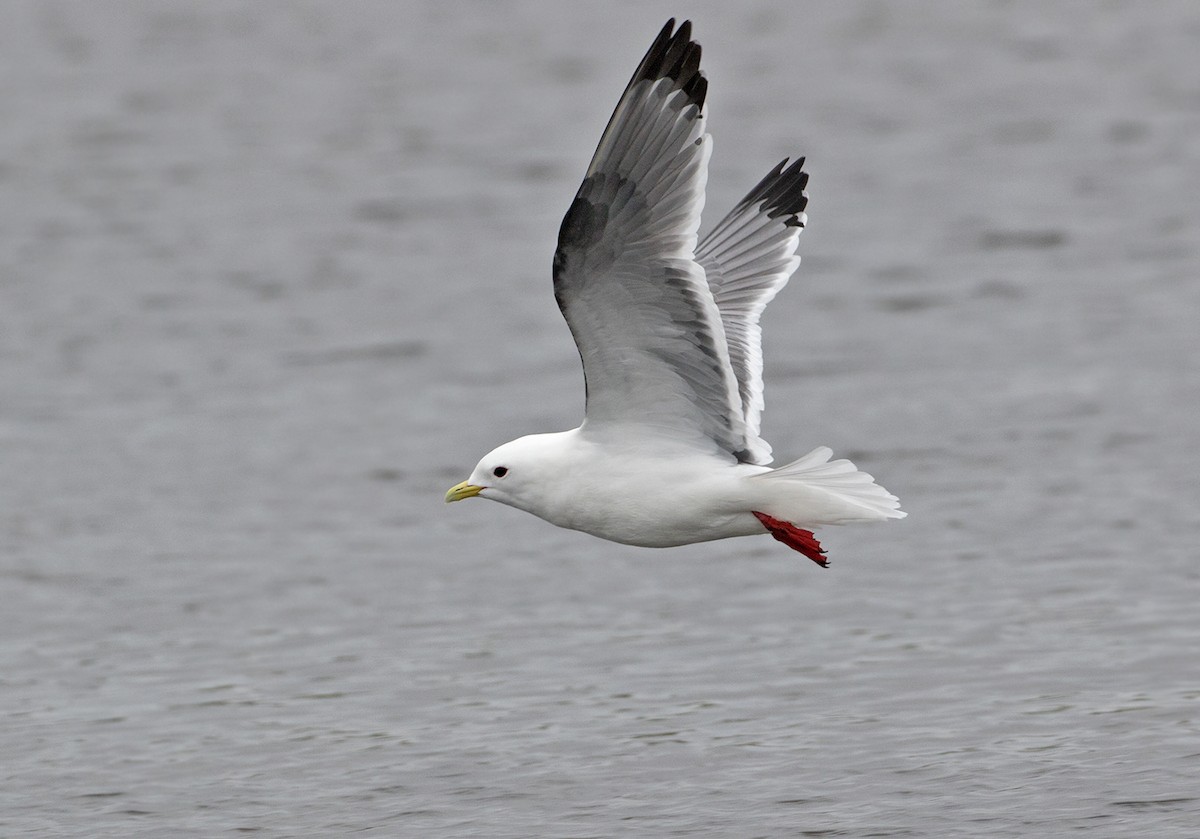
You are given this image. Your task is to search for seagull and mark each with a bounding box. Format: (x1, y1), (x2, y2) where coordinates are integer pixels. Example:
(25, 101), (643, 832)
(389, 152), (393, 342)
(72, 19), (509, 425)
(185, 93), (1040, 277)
(445, 19), (904, 566)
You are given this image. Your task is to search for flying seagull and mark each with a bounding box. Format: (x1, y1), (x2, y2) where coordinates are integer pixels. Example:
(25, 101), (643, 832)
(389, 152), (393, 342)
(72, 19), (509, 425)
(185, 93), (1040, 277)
(446, 19), (904, 566)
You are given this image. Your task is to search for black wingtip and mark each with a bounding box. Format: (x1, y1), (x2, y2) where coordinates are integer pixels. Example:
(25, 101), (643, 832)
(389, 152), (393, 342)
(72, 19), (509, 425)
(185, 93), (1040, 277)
(627, 19), (707, 110)
(738, 156), (809, 225)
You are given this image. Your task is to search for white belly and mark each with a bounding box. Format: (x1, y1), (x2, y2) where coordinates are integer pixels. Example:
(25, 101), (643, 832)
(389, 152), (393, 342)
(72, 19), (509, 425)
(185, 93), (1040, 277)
(538, 456), (769, 547)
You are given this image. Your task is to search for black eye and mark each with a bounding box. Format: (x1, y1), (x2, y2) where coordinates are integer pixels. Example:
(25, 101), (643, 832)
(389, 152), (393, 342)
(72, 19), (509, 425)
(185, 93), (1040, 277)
(492, 466), (508, 478)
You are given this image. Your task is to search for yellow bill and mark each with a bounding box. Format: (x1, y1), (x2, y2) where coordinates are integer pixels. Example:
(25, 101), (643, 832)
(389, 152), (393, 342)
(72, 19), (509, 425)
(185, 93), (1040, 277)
(445, 481), (484, 503)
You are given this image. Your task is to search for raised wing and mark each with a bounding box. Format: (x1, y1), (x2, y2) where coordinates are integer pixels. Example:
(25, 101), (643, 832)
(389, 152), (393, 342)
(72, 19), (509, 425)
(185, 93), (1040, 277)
(697, 158), (809, 458)
(552, 20), (761, 462)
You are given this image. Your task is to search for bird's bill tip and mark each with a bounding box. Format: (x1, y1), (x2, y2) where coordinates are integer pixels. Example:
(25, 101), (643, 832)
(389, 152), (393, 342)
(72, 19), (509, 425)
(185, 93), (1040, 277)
(445, 481), (485, 503)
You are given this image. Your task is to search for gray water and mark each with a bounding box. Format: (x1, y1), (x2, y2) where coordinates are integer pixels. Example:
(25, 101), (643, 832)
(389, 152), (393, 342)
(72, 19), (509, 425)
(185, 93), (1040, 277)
(3, 2), (1199, 836)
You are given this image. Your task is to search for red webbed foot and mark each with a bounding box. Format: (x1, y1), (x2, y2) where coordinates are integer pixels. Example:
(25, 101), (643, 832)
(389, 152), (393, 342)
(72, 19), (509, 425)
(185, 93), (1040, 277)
(753, 511), (828, 567)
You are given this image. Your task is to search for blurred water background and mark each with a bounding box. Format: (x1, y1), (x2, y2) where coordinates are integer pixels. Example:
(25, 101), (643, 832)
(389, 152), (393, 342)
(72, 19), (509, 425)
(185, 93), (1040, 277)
(2, 2), (1199, 836)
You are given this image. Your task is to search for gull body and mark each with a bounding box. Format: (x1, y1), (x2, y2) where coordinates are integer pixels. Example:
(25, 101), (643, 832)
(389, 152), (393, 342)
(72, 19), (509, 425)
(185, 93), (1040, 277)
(454, 430), (770, 547)
(446, 20), (904, 565)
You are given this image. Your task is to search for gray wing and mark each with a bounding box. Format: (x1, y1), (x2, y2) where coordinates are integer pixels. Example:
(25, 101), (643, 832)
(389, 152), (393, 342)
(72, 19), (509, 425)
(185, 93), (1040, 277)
(553, 20), (760, 462)
(697, 158), (809, 461)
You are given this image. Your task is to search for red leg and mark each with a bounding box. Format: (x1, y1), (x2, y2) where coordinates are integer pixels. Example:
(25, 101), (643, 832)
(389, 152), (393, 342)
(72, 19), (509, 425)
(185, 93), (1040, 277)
(753, 511), (828, 567)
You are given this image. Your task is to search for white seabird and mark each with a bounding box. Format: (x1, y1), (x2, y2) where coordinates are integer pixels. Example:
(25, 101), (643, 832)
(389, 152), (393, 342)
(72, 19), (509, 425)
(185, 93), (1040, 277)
(446, 19), (904, 566)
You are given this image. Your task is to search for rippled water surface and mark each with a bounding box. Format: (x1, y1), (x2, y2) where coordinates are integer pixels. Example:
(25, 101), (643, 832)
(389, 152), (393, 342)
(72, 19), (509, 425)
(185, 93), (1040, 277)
(3, 2), (1199, 836)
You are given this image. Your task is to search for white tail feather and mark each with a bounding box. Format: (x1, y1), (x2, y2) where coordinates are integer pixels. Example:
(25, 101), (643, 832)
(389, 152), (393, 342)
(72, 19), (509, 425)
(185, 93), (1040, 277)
(751, 446), (906, 525)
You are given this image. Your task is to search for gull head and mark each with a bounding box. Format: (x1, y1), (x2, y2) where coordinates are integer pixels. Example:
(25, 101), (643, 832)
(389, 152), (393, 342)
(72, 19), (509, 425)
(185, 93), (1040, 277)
(445, 431), (575, 515)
